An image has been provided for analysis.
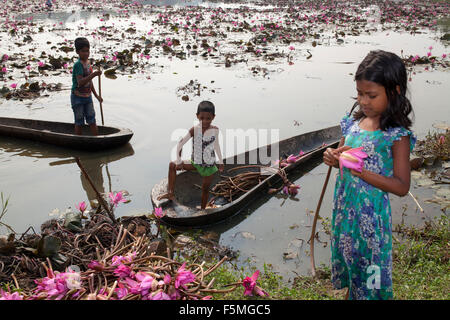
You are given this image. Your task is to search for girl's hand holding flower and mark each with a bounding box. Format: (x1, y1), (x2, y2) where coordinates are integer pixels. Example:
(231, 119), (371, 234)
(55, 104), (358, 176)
(323, 145), (351, 168)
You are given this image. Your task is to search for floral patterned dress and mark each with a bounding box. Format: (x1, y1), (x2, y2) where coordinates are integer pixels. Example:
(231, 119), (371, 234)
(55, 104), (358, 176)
(331, 114), (416, 300)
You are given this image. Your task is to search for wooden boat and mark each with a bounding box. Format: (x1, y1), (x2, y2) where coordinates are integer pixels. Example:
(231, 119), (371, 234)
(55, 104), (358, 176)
(0, 117), (133, 150)
(151, 125), (341, 227)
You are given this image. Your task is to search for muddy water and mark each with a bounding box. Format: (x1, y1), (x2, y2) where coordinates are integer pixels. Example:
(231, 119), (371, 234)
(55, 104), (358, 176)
(1, 4), (449, 280)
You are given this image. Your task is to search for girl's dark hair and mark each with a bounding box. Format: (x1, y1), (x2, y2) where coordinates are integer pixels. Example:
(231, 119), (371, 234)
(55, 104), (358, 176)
(197, 100), (215, 115)
(74, 37), (90, 53)
(350, 50), (413, 130)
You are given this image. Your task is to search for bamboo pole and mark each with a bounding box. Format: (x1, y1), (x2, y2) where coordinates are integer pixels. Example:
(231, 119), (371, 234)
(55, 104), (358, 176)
(309, 166), (332, 277)
(98, 67), (104, 125)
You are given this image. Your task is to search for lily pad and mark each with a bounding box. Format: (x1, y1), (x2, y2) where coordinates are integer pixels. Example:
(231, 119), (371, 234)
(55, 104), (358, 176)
(440, 33), (450, 41)
(64, 212), (82, 232)
(37, 235), (61, 257)
(104, 68), (117, 79)
(59, 46), (74, 53)
(50, 252), (69, 269)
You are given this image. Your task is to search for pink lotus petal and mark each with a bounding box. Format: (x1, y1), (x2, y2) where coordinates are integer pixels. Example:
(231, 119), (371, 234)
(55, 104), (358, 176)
(286, 154), (297, 163)
(154, 207), (165, 218)
(339, 147), (367, 178)
(175, 263), (196, 289)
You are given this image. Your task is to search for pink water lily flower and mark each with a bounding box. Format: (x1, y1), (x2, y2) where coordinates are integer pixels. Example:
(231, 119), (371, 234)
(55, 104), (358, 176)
(286, 154), (298, 163)
(151, 290), (172, 300)
(114, 264), (132, 278)
(115, 282), (129, 299)
(282, 184), (300, 196)
(242, 270), (268, 297)
(0, 289), (23, 300)
(10, 83), (17, 89)
(33, 269), (81, 300)
(175, 263), (196, 289)
(288, 184), (300, 195)
(109, 191), (127, 207)
(75, 201), (87, 213)
(242, 270), (259, 296)
(154, 207), (165, 218)
(111, 251), (136, 266)
(339, 146), (368, 178)
(1, 67), (6, 73)
(135, 271), (156, 297)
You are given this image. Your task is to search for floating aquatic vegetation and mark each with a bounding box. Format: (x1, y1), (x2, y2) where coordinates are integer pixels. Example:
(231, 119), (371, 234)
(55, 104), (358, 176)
(0, 0), (447, 103)
(414, 129), (450, 163)
(176, 79), (218, 101)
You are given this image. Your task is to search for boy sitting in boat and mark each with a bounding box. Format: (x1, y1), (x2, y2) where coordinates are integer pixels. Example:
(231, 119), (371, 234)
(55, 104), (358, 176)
(158, 101), (224, 210)
(71, 37), (103, 136)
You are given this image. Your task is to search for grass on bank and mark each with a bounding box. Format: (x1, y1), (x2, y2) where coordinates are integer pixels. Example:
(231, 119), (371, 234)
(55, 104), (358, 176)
(207, 215), (449, 300)
(1, 215), (448, 300)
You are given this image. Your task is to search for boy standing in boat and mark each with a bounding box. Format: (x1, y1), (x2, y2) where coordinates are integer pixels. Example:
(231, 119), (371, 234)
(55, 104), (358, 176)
(71, 37), (102, 136)
(158, 101), (224, 210)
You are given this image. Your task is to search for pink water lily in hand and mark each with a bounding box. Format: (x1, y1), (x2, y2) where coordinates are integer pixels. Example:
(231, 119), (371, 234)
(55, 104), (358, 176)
(339, 146), (368, 178)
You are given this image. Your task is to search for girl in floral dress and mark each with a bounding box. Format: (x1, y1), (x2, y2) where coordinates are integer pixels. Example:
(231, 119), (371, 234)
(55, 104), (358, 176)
(323, 50), (416, 300)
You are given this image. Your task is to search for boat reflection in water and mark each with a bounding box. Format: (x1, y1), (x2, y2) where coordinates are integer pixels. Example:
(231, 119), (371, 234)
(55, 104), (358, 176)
(0, 136), (134, 206)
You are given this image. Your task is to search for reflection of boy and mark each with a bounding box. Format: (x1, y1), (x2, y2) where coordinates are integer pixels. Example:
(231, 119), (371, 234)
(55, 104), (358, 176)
(80, 164), (105, 207)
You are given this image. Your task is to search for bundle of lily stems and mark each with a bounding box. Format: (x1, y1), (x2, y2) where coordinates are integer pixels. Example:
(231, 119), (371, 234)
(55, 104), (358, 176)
(208, 164), (293, 204)
(1, 220), (240, 300)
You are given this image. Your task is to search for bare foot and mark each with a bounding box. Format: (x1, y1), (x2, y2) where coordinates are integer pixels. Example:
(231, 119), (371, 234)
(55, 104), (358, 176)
(196, 204), (217, 210)
(157, 193), (174, 201)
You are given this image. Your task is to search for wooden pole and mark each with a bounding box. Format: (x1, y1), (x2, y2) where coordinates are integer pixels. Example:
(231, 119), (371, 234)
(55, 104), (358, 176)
(309, 165), (332, 277)
(98, 67), (104, 125)
(75, 157), (115, 223)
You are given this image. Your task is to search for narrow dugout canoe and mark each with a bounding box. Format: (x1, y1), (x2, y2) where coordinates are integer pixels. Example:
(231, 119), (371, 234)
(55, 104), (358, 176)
(151, 125), (341, 227)
(0, 117), (133, 150)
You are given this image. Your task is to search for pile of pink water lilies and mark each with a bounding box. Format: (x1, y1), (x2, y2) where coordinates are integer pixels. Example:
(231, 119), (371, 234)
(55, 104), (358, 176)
(0, 238), (266, 300)
(0, 193), (269, 300)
